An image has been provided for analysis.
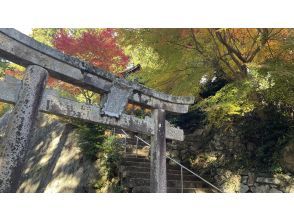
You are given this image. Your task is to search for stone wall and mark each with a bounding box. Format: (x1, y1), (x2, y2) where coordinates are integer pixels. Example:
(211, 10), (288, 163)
(168, 124), (294, 193)
(0, 111), (99, 192)
(281, 140), (294, 173)
(240, 173), (294, 193)
(213, 170), (294, 193)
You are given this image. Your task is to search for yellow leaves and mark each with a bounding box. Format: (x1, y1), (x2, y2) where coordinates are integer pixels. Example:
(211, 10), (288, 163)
(197, 78), (256, 127)
(0, 103), (5, 115)
(209, 102), (254, 118)
(8, 63), (25, 72)
(191, 152), (218, 169)
(226, 103), (242, 115)
(124, 44), (162, 70)
(256, 75), (274, 91)
(0, 103), (10, 117)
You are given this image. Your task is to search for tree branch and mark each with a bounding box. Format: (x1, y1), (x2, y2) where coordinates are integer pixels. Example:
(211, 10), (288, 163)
(190, 28), (206, 56)
(208, 29), (237, 75)
(215, 31), (248, 63)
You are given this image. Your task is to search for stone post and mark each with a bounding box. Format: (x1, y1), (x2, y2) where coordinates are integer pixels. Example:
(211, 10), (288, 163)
(0, 65), (48, 192)
(150, 109), (167, 193)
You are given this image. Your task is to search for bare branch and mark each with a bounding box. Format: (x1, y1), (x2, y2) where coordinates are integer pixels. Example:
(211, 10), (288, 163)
(207, 29), (237, 75)
(266, 41), (275, 58)
(190, 28), (206, 56)
(215, 31), (247, 63)
(166, 40), (195, 50)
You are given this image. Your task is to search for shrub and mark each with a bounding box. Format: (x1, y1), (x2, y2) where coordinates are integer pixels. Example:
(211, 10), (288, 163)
(77, 123), (123, 192)
(77, 123), (106, 160)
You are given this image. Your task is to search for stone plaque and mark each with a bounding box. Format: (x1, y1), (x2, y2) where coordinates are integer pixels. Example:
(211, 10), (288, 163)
(101, 80), (133, 118)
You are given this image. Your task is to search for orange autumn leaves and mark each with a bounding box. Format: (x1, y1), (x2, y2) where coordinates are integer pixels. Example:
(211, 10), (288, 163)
(53, 29), (129, 73)
(4, 28), (130, 96)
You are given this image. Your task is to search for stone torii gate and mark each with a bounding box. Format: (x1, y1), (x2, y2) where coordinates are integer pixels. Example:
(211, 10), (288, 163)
(0, 29), (194, 193)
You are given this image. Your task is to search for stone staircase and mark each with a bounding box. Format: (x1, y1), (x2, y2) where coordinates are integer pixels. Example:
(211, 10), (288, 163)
(118, 141), (216, 193)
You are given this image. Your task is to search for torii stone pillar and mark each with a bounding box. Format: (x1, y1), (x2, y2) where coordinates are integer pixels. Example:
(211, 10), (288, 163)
(0, 65), (48, 192)
(150, 109), (167, 193)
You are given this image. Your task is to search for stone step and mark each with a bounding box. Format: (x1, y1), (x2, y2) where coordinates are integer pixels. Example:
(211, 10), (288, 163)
(124, 144), (149, 149)
(122, 161), (150, 168)
(125, 149), (149, 152)
(126, 140), (141, 145)
(124, 153), (148, 157)
(121, 139), (146, 146)
(123, 155), (149, 160)
(121, 160), (191, 172)
(123, 171), (201, 181)
(124, 178), (207, 189)
(120, 166), (191, 175)
(123, 156), (150, 163)
(121, 146), (149, 156)
(132, 186), (213, 193)
(168, 187), (213, 193)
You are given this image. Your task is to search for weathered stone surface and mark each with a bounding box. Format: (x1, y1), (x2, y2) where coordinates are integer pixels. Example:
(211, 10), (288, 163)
(0, 65), (48, 192)
(102, 80), (133, 118)
(255, 177), (267, 183)
(240, 184), (249, 193)
(269, 188), (283, 193)
(0, 29), (194, 113)
(241, 176), (248, 184)
(256, 177), (280, 185)
(150, 109), (167, 193)
(281, 141), (294, 173)
(131, 92), (190, 114)
(284, 186), (294, 193)
(247, 172), (255, 186)
(254, 184), (270, 193)
(0, 76), (184, 141)
(0, 110), (11, 137)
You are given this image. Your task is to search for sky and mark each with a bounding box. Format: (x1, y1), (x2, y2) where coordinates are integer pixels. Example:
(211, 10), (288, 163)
(17, 27), (32, 35)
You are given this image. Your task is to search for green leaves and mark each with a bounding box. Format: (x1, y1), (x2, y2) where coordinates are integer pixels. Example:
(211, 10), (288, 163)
(118, 29), (212, 96)
(0, 60), (8, 78)
(77, 123), (106, 160)
(31, 28), (58, 47)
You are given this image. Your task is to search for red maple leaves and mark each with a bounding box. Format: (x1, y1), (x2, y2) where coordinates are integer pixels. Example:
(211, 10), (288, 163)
(53, 29), (129, 72)
(5, 29), (130, 97)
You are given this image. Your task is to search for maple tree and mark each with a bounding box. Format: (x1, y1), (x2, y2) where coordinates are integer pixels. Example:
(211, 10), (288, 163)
(3, 29), (130, 104)
(119, 28), (293, 95)
(53, 29), (129, 73)
(52, 28), (130, 103)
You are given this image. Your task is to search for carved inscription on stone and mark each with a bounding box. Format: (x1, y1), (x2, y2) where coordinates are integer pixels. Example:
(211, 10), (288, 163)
(102, 80), (133, 118)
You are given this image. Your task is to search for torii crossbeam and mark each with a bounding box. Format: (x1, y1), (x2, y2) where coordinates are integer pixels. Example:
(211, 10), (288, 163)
(0, 29), (194, 193)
